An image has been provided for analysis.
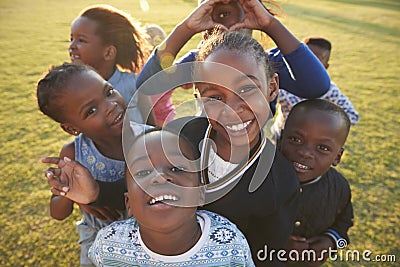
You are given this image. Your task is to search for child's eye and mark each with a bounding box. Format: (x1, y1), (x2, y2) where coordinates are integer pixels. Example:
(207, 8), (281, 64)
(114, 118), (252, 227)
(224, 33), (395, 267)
(317, 145), (330, 152)
(87, 107), (97, 116)
(219, 11), (230, 18)
(239, 85), (257, 94)
(106, 88), (114, 97)
(289, 136), (301, 143)
(171, 166), (186, 173)
(134, 170), (152, 178)
(203, 95), (222, 103)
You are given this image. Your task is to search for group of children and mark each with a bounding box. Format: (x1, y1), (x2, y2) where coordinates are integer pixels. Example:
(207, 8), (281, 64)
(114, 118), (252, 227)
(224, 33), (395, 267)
(38, 0), (356, 266)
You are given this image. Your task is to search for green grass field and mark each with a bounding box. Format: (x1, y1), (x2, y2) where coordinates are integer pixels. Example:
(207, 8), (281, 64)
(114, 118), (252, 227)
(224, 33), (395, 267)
(0, 0), (399, 266)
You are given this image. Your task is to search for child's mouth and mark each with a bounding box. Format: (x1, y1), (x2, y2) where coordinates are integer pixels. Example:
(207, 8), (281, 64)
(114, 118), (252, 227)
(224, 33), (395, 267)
(224, 120), (253, 136)
(293, 161), (312, 172)
(148, 194), (180, 206)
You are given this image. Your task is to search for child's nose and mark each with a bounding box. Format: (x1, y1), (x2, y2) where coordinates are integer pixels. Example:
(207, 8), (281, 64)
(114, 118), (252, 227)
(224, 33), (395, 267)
(297, 146), (314, 159)
(69, 39), (76, 49)
(106, 101), (118, 115)
(151, 171), (172, 184)
(223, 95), (245, 114)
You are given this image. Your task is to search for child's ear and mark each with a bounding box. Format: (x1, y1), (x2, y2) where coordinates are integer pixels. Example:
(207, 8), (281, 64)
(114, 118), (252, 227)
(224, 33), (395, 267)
(267, 73), (279, 102)
(104, 45), (117, 61)
(277, 129), (283, 150)
(124, 192), (133, 217)
(60, 123), (80, 136)
(332, 147), (344, 166)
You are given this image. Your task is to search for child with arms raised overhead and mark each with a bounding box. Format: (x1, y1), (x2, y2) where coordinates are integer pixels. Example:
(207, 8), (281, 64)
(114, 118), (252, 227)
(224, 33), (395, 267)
(273, 36), (359, 137)
(88, 127), (255, 266)
(136, 0), (331, 114)
(279, 99), (354, 266)
(138, 28), (300, 267)
(69, 4), (155, 124)
(37, 63), (129, 267)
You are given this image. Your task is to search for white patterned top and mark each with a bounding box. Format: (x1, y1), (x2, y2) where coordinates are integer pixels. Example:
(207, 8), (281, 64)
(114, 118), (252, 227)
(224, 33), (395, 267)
(273, 81), (360, 137)
(88, 210), (255, 267)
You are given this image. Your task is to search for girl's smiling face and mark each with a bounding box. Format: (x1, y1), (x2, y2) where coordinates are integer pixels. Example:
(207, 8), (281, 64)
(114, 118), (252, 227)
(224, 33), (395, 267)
(196, 49), (278, 151)
(60, 70), (125, 140)
(69, 16), (108, 70)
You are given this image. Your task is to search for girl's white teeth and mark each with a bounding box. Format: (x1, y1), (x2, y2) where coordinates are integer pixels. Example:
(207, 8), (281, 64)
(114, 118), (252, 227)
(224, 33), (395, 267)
(149, 195), (178, 205)
(226, 120), (251, 131)
(293, 162), (311, 170)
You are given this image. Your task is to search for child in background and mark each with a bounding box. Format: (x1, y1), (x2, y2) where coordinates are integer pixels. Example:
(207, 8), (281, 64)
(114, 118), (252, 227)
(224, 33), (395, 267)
(89, 127), (255, 266)
(274, 36), (359, 137)
(69, 4), (155, 124)
(279, 99), (354, 266)
(38, 63), (128, 267)
(144, 24), (176, 125)
(136, 0), (331, 114)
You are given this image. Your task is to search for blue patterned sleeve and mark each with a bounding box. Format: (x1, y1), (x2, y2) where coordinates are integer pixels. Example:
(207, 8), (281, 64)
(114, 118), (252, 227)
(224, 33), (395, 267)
(269, 44), (331, 98)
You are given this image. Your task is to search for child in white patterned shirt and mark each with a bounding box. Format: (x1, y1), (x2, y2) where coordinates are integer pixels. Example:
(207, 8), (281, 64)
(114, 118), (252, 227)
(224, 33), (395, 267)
(273, 36), (359, 137)
(88, 127), (255, 266)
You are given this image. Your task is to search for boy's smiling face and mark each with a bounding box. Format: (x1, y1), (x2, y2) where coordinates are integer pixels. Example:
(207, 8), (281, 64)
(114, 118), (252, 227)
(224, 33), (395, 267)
(125, 131), (201, 233)
(279, 108), (347, 182)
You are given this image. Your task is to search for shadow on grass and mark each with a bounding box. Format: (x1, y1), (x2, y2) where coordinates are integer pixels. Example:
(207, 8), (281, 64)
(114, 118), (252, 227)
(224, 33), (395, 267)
(282, 3), (400, 45)
(325, 0), (400, 11)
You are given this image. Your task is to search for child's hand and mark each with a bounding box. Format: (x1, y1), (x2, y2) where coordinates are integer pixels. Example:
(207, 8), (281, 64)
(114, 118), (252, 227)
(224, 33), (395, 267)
(230, 0), (275, 32)
(78, 204), (123, 221)
(42, 156), (99, 204)
(286, 235), (309, 252)
(307, 235), (335, 266)
(184, 0), (229, 33)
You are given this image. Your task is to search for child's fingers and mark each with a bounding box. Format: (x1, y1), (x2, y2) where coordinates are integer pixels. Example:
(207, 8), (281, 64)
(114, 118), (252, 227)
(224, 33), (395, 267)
(46, 170), (69, 193)
(229, 22), (246, 31)
(50, 186), (68, 197)
(63, 156), (83, 169)
(41, 157), (61, 164)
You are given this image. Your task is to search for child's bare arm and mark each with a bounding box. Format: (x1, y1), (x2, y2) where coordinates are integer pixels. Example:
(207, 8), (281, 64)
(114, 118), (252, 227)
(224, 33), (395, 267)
(138, 92), (157, 126)
(42, 155), (126, 220)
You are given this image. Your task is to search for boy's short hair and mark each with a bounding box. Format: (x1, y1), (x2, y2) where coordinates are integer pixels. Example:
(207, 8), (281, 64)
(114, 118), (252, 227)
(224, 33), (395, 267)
(287, 99), (351, 137)
(303, 36), (332, 52)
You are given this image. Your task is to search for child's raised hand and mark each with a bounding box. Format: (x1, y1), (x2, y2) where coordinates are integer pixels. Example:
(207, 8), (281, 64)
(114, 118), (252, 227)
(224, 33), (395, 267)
(42, 156), (99, 204)
(307, 235), (335, 265)
(230, 0), (275, 32)
(184, 0), (229, 33)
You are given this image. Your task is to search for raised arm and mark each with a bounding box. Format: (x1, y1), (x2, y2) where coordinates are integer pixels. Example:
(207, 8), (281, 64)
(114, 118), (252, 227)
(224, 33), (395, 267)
(136, 0), (228, 89)
(233, 0), (330, 98)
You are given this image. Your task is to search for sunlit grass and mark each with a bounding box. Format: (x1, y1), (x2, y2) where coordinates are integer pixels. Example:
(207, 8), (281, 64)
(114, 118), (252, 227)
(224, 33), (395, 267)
(0, 0), (398, 266)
